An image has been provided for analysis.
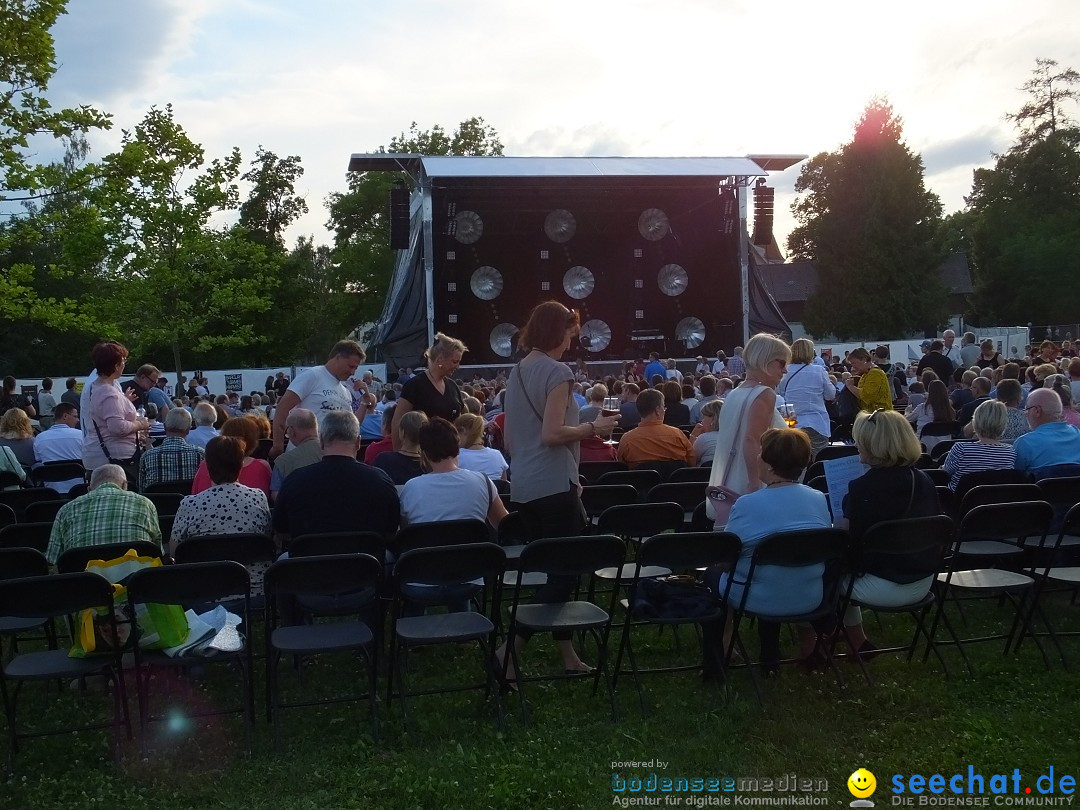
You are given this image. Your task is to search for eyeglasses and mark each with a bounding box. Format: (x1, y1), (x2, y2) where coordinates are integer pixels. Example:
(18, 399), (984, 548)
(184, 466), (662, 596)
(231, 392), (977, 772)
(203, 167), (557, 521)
(1024, 405), (1041, 413)
(867, 408), (885, 424)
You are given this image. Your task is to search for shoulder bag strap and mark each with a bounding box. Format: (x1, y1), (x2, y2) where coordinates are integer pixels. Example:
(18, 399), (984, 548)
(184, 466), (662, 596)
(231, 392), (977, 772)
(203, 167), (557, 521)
(88, 385), (120, 465)
(778, 364), (807, 398)
(510, 361), (577, 473)
(903, 468), (917, 517)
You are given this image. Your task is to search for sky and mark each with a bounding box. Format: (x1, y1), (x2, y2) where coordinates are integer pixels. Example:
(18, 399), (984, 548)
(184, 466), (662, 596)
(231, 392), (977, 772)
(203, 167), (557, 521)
(41, 0), (1080, 253)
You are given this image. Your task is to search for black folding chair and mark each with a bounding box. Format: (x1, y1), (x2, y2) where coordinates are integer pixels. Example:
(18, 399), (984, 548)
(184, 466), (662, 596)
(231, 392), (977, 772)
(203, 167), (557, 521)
(22, 499), (66, 524)
(28, 461), (85, 490)
(143, 492), (185, 516)
(580, 484), (640, 526)
(597, 469), (662, 497)
(0, 523), (53, 554)
(724, 528), (850, 702)
(126, 561), (254, 754)
(387, 542), (506, 731)
(952, 469), (1032, 509)
(835, 515), (954, 684)
(595, 502), (684, 583)
(0, 572), (131, 770)
(504, 534), (625, 723)
(289, 531), (386, 559)
(667, 466), (712, 483)
(646, 482), (707, 525)
(0, 547), (55, 653)
(142, 480), (195, 496)
(815, 445), (860, 462)
(392, 519), (490, 555)
(264, 553), (383, 748)
(928, 501), (1053, 675)
(612, 531), (740, 714)
(0, 488), (61, 521)
(578, 460), (628, 484)
(0, 504), (15, 530)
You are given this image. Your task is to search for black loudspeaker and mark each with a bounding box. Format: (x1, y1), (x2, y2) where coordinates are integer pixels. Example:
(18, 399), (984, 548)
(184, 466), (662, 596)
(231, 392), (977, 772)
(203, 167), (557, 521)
(429, 180), (742, 365)
(389, 182), (410, 250)
(752, 184), (774, 246)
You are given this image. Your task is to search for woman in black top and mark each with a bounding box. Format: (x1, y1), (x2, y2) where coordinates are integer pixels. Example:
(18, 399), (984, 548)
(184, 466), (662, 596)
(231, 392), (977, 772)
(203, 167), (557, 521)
(661, 380), (690, 426)
(842, 409), (940, 656)
(390, 333), (466, 449)
(373, 410), (425, 485)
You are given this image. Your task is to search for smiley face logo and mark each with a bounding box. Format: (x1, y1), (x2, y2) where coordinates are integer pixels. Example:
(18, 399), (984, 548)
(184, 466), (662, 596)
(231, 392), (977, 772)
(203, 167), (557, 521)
(847, 769), (877, 799)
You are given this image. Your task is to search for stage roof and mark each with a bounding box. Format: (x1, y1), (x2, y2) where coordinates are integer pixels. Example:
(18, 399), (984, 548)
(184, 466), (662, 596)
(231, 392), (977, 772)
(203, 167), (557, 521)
(347, 154), (783, 179)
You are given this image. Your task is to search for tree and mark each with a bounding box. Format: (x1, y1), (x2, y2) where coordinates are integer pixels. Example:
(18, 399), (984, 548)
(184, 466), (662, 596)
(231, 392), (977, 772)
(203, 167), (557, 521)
(787, 100), (948, 340)
(238, 146), (308, 248)
(324, 117), (504, 338)
(0, 0), (111, 335)
(94, 105), (277, 378)
(967, 60), (1080, 326)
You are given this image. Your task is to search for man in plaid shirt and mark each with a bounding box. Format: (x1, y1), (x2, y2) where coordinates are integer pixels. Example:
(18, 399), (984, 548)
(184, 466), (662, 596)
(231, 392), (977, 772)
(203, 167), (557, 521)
(47, 465), (161, 565)
(137, 408), (204, 491)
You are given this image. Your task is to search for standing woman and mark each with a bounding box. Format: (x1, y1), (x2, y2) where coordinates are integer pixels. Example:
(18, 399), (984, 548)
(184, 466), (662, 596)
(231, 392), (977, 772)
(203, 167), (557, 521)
(845, 347), (894, 413)
(82, 341), (150, 479)
(707, 334), (790, 527)
(778, 337), (836, 459)
(391, 333), (466, 450)
(976, 339), (1003, 370)
(495, 301), (619, 680)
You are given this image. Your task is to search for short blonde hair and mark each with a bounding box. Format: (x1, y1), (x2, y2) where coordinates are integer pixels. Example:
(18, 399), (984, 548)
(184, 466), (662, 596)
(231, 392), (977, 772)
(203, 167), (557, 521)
(971, 400), (1007, 440)
(425, 332), (467, 365)
(852, 409), (921, 467)
(700, 399), (722, 427)
(790, 338), (816, 366)
(742, 334), (791, 375)
(0, 408), (33, 439)
(1034, 363), (1058, 382)
(454, 413), (485, 447)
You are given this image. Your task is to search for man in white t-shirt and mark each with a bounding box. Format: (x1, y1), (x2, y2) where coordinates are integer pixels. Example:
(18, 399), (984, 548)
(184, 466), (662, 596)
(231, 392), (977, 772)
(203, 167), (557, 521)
(270, 339), (365, 461)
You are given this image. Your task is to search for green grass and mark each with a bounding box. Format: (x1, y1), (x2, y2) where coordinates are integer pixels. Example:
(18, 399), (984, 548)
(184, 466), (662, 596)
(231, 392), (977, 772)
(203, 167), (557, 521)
(2, 597), (1079, 810)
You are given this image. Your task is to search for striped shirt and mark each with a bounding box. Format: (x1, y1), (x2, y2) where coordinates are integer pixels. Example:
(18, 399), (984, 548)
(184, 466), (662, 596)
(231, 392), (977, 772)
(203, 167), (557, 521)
(941, 441), (1017, 491)
(47, 483), (161, 564)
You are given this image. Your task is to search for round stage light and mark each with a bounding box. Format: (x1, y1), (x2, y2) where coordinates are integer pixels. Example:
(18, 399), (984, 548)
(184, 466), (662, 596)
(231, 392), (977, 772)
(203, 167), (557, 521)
(563, 265), (595, 300)
(453, 210), (483, 244)
(489, 323), (519, 358)
(579, 319), (612, 352)
(470, 266), (503, 300)
(638, 208), (669, 241)
(658, 263), (688, 297)
(675, 316), (706, 349)
(544, 209), (576, 243)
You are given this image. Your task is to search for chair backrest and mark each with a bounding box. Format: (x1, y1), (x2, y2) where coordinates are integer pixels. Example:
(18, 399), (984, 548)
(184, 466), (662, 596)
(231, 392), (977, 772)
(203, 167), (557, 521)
(580, 484), (640, 519)
(1061, 503), (1080, 541)
(493, 478), (511, 495)
(1036, 476), (1080, 507)
(0, 471), (22, 490)
(142, 480), (195, 496)
(23, 499), (66, 523)
(957, 500), (1054, 544)
(751, 528), (849, 569)
(958, 483), (1044, 516)
(173, 533), (277, 566)
(666, 465), (712, 483)
(0, 503), (16, 530)
(689, 501), (713, 532)
(56, 541), (165, 575)
(638, 531), (740, 572)
(29, 461), (85, 487)
(814, 445), (859, 462)
(0, 488), (61, 520)
(806, 475), (829, 495)
(646, 482), (707, 512)
(634, 460), (689, 481)
(953, 469), (1031, 505)
(578, 460), (628, 484)
(855, 515), (954, 582)
(68, 483), (90, 499)
(0, 571), (115, 619)
(265, 553), (382, 599)
(922, 468), (951, 488)
(597, 502), (684, 541)
(804, 460), (827, 483)
(929, 439), (961, 463)
(517, 534), (624, 578)
(392, 519), (490, 555)
(128, 559), (250, 606)
(289, 531), (385, 559)
(0, 546), (50, 580)
(394, 542), (506, 588)
(496, 510), (535, 546)
(920, 421), (960, 439)
(914, 453), (939, 470)
(144, 492), (185, 516)
(597, 469), (662, 496)
(0, 522), (53, 553)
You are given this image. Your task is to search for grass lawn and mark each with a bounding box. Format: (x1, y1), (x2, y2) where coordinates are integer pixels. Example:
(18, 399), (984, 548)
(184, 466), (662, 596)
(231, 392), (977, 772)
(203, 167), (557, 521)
(2, 593), (1078, 809)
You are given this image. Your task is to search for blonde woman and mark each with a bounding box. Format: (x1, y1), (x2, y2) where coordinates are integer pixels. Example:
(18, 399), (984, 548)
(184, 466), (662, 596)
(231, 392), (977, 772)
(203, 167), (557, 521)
(0, 407), (36, 468)
(391, 333), (466, 449)
(455, 413), (508, 480)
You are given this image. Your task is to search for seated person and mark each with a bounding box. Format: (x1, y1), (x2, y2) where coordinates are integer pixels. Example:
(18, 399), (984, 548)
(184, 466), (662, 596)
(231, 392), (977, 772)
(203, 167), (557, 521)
(661, 381), (690, 427)
(841, 409), (941, 655)
(191, 415), (272, 497)
(616, 389), (694, 469)
(32, 403), (84, 493)
(690, 399), (722, 466)
(708, 429), (833, 675)
(455, 413), (508, 481)
(942, 401), (1016, 491)
(373, 410), (426, 485)
(363, 405), (396, 464)
(0, 407), (35, 468)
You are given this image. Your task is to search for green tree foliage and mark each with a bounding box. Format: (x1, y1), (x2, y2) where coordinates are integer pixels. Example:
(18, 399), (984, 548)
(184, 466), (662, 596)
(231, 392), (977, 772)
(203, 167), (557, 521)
(788, 100), (947, 340)
(325, 117), (504, 335)
(238, 146), (308, 248)
(0, 0), (111, 339)
(94, 105), (277, 378)
(967, 60), (1080, 326)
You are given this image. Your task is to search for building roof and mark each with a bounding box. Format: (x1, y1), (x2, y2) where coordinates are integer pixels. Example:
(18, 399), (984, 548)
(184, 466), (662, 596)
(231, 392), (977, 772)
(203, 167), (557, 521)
(347, 154), (772, 179)
(758, 253), (973, 302)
